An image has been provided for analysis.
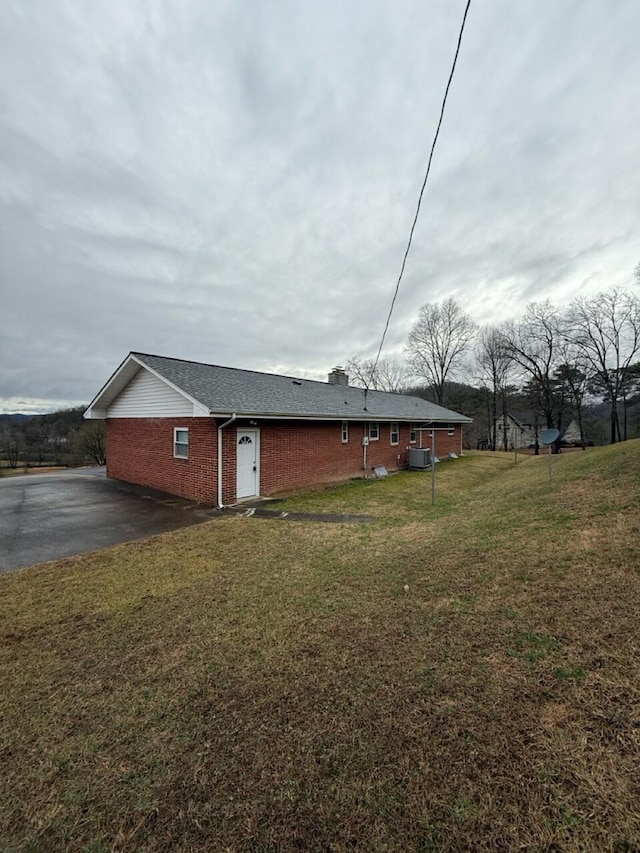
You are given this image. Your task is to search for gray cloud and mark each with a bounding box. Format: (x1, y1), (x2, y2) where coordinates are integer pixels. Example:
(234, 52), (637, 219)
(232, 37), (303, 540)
(1, 0), (639, 412)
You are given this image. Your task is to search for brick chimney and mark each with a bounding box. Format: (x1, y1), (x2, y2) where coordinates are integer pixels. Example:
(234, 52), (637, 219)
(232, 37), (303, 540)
(328, 366), (349, 386)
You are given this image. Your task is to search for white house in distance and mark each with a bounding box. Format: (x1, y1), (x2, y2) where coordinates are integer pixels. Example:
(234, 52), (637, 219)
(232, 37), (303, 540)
(493, 412), (539, 450)
(562, 419), (583, 446)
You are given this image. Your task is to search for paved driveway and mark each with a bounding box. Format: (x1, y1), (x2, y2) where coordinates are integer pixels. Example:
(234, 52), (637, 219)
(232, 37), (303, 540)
(0, 467), (217, 573)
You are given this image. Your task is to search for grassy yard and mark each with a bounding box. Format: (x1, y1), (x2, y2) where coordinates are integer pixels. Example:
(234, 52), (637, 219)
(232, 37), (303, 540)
(1, 444), (639, 851)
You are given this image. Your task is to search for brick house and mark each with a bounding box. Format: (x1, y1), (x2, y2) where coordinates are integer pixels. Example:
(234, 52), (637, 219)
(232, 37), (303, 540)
(84, 352), (472, 506)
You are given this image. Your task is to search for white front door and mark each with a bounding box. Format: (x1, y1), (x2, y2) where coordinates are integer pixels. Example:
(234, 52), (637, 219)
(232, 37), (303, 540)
(236, 429), (259, 499)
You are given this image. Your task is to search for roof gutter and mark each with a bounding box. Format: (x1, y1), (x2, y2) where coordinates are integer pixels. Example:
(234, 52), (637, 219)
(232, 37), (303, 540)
(217, 413), (237, 508)
(207, 412), (472, 424)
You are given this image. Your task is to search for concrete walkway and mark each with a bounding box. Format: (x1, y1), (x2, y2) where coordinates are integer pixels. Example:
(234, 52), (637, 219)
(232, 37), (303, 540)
(227, 506), (372, 523)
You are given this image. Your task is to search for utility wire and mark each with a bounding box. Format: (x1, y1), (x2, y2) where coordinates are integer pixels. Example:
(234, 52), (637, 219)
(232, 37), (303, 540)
(364, 0), (472, 406)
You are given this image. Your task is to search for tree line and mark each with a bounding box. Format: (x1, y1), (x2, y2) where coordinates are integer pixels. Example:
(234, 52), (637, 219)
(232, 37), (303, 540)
(348, 271), (640, 450)
(0, 409), (106, 470)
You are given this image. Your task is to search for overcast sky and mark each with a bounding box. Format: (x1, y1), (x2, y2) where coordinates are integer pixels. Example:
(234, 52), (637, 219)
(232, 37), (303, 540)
(1, 0), (638, 414)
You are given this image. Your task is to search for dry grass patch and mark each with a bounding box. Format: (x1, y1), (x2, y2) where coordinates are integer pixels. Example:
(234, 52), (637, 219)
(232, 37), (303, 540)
(1, 442), (640, 851)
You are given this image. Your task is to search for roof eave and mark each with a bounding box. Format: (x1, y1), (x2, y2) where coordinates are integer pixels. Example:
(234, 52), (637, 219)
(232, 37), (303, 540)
(84, 353), (210, 419)
(84, 353), (138, 419)
(208, 411), (472, 423)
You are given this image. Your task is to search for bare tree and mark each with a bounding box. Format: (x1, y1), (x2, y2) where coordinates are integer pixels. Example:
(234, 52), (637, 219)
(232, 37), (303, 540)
(1, 424), (21, 469)
(500, 301), (565, 433)
(555, 335), (593, 450)
(475, 325), (511, 450)
(79, 422), (107, 465)
(346, 355), (408, 393)
(568, 287), (640, 443)
(406, 296), (477, 406)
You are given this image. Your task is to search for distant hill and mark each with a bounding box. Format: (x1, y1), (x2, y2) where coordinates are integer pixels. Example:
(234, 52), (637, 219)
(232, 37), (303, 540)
(0, 413), (32, 423)
(1, 407), (87, 468)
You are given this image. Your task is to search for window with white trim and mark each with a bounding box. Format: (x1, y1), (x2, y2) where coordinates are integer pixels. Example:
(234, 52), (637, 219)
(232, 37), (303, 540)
(342, 421), (349, 443)
(390, 422), (399, 445)
(174, 427), (189, 459)
(448, 424), (456, 436)
(410, 423), (417, 443)
(369, 422), (379, 441)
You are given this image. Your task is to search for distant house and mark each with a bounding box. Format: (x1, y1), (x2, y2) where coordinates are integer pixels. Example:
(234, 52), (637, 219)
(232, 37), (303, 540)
(84, 352), (472, 506)
(562, 419), (582, 446)
(493, 412), (539, 450)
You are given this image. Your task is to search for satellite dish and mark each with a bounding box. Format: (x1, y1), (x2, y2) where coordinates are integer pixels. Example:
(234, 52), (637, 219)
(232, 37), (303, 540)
(539, 428), (560, 445)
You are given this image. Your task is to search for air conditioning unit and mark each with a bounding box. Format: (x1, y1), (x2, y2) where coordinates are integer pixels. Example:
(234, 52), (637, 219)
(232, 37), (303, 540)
(408, 447), (431, 469)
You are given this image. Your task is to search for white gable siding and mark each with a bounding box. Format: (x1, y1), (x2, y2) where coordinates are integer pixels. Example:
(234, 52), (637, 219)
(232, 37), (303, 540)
(107, 367), (194, 418)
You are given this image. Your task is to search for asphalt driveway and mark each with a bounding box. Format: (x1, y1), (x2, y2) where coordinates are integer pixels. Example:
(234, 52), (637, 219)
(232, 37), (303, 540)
(0, 467), (218, 573)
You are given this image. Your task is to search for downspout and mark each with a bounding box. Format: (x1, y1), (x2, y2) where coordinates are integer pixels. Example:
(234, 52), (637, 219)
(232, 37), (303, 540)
(217, 413), (237, 508)
(363, 423), (367, 475)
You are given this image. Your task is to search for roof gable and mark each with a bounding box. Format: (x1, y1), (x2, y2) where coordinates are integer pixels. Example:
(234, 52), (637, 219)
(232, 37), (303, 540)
(107, 367), (195, 418)
(84, 354), (209, 419)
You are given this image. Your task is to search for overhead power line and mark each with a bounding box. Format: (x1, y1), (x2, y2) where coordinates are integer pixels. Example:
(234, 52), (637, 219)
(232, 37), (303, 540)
(367, 0), (473, 393)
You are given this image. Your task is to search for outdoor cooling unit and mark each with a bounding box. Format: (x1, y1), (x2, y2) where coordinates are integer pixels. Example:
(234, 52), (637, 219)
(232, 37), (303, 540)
(408, 448), (431, 469)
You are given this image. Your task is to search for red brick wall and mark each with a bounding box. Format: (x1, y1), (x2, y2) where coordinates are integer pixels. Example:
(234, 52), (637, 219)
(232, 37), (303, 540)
(107, 417), (464, 504)
(106, 418), (218, 503)
(418, 427), (463, 459)
(225, 420), (464, 501)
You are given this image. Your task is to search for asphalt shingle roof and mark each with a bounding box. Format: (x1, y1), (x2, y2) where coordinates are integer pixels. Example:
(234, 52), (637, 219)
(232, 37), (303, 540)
(133, 352), (471, 423)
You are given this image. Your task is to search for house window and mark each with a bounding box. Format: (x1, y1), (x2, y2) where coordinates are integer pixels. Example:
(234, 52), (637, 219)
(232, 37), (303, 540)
(369, 422), (379, 441)
(448, 425), (456, 436)
(342, 421), (349, 443)
(410, 424), (417, 443)
(390, 422), (399, 445)
(174, 427), (189, 459)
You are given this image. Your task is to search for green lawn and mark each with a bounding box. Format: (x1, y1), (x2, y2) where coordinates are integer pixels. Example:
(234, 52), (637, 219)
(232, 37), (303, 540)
(2, 443), (639, 851)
